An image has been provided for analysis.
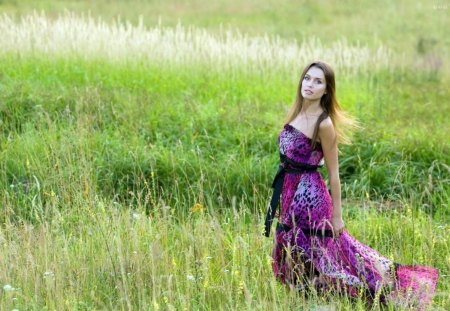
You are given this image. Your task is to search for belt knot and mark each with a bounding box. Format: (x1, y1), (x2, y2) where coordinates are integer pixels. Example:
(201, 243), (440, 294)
(264, 152), (322, 237)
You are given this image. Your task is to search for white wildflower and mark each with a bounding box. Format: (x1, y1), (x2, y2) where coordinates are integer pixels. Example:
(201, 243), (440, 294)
(3, 284), (15, 291)
(43, 271), (54, 278)
(131, 212), (141, 221)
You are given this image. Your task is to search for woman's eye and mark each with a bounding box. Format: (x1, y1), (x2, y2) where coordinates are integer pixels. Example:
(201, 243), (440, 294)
(304, 76), (309, 80)
(316, 80), (322, 84)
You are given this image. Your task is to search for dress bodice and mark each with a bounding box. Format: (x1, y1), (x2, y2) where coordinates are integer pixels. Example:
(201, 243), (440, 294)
(278, 124), (324, 167)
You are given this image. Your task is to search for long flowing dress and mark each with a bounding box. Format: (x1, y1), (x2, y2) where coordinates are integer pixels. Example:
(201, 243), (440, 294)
(271, 123), (439, 309)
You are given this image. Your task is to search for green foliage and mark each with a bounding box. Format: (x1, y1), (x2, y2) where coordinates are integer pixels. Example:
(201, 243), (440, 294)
(1, 57), (448, 221)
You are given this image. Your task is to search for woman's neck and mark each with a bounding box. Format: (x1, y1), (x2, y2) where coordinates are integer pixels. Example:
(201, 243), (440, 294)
(301, 100), (323, 115)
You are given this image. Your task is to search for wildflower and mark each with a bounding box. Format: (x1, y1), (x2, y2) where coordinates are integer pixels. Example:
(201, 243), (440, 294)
(3, 284), (15, 291)
(191, 203), (204, 214)
(187, 275), (195, 281)
(132, 212), (141, 221)
(43, 271), (54, 278)
(239, 281), (245, 291)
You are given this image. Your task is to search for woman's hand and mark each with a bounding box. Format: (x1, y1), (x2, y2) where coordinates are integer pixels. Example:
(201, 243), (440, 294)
(331, 216), (345, 238)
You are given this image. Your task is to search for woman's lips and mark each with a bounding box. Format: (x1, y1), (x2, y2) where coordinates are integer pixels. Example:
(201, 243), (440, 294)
(304, 90), (313, 95)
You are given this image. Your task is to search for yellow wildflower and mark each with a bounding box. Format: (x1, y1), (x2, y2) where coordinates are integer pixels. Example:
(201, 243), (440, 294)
(239, 280), (244, 292)
(191, 203), (204, 213)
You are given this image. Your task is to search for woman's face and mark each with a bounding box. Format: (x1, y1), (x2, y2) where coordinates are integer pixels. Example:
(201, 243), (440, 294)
(301, 66), (327, 101)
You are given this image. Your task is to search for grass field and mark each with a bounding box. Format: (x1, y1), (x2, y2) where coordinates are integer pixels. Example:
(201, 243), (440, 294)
(0, 1), (449, 310)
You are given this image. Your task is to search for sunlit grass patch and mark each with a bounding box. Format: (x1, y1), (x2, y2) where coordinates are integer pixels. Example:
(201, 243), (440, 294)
(0, 12), (392, 76)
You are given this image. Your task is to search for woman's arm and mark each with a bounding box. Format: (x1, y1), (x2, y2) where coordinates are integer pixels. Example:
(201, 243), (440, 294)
(318, 117), (345, 236)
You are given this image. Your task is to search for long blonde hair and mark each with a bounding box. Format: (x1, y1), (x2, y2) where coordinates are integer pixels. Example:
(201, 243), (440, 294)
(284, 60), (361, 150)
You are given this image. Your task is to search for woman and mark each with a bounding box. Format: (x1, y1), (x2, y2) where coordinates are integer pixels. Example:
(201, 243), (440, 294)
(265, 61), (439, 309)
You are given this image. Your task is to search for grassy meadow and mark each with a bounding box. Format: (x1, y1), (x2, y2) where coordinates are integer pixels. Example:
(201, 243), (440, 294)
(0, 1), (449, 310)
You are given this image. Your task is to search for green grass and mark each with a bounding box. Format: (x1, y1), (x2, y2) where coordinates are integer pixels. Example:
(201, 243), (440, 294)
(0, 198), (448, 310)
(0, 5), (448, 310)
(0, 54), (448, 310)
(1, 57), (448, 213)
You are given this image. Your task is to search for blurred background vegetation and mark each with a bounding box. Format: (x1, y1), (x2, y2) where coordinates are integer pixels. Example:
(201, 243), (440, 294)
(1, 0), (448, 60)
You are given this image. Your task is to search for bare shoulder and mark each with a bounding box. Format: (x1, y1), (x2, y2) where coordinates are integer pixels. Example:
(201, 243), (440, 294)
(319, 116), (333, 129)
(318, 117), (336, 142)
(319, 117), (334, 132)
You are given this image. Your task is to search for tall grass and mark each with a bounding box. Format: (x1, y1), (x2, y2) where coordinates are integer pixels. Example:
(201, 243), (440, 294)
(0, 0), (448, 68)
(0, 12), (448, 310)
(0, 196), (448, 310)
(0, 12), (392, 76)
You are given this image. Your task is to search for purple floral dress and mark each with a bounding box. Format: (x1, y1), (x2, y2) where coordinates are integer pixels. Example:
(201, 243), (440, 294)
(271, 123), (439, 309)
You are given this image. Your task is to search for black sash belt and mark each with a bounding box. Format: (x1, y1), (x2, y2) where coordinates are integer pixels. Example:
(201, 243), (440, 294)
(276, 222), (334, 238)
(264, 153), (323, 237)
